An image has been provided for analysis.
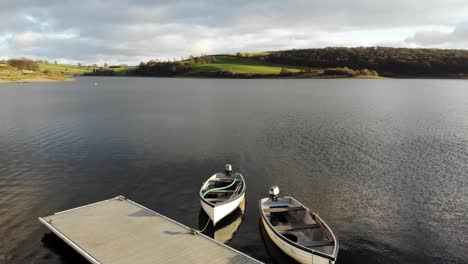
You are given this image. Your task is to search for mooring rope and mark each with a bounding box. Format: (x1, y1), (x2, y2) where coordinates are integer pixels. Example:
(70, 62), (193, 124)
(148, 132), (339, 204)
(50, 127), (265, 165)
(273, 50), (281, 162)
(191, 218), (211, 235)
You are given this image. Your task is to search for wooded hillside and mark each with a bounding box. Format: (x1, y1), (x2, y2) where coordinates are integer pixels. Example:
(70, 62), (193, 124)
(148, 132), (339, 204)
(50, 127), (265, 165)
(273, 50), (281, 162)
(265, 47), (468, 77)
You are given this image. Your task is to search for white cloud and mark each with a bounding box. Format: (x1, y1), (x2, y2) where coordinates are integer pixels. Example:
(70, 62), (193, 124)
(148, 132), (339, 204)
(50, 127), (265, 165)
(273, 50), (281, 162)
(11, 31), (43, 49)
(10, 30), (79, 51)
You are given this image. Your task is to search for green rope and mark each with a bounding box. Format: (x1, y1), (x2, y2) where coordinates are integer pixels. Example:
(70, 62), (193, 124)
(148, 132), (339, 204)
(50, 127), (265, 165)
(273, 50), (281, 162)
(202, 178), (237, 198)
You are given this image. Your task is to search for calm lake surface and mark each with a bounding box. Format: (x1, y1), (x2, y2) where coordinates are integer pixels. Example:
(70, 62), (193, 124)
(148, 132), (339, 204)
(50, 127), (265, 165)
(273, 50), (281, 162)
(0, 77), (467, 264)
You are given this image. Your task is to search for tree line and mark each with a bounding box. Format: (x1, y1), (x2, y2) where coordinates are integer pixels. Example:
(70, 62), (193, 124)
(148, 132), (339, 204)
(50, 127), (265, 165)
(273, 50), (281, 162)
(188, 55), (215, 64)
(113, 55), (213, 76)
(133, 61), (192, 76)
(264, 47), (468, 76)
(6, 59), (40, 71)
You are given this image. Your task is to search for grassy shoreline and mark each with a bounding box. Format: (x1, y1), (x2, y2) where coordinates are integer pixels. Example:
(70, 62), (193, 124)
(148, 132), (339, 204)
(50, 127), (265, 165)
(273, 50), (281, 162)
(0, 62), (78, 83)
(0, 69), (73, 83)
(0, 76), (73, 83)
(3, 52), (468, 83)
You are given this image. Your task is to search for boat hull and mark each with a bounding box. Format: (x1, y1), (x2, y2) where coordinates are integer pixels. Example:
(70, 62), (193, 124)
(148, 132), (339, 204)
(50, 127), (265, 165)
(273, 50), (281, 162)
(201, 193), (245, 225)
(261, 217), (334, 264)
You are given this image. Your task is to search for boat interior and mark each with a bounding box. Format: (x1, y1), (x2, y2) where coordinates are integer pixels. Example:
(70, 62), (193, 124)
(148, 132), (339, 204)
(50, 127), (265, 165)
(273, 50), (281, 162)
(261, 197), (335, 255)
(201, 173), (244, 204)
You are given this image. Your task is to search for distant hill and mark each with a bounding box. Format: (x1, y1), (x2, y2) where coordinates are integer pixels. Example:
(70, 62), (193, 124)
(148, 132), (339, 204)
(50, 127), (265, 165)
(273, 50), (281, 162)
(190, 55), (304, 74)
(86, 47), (468, 79)
(264, 47), (468, 77)
(90, 54), (380, 78)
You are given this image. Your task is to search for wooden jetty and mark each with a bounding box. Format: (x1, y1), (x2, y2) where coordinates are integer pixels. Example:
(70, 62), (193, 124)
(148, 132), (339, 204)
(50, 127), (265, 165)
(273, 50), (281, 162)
(39, 196), (263, 264)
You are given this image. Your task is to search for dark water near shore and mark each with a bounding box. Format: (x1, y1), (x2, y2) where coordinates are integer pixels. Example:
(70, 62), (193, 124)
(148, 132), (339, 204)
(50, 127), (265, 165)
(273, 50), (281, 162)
(0, 77), (467, 264)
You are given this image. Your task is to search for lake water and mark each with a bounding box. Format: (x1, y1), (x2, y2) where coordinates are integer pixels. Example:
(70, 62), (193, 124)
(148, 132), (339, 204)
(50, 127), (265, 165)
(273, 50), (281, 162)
(0, 77), (467, 264)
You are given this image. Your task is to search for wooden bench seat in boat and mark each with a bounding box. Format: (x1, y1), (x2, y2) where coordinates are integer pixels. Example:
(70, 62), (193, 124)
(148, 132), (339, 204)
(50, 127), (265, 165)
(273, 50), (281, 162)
(274, 223), (319, 232)
(209, 178), (236, 182)
(302, 240), (334, 247)
(263, 206), (304, 213)
(205, 198), (229, 202)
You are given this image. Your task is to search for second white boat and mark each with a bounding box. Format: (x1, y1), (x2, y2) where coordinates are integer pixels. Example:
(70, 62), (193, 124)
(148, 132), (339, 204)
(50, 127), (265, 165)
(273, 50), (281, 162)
(260, 186), (339, 264)
(199, 164), (246, 226)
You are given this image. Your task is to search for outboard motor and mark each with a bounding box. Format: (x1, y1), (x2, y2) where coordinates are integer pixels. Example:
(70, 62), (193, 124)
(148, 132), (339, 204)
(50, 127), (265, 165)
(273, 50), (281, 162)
(269, 186), (280, 201)
(225, 164), (233, 176)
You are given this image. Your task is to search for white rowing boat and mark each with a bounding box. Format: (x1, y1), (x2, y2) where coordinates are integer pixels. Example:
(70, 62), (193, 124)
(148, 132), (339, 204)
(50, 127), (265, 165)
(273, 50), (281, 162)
(260, 186), (339, 264)
(199, 199), (245, 243)
(199, 164), (246, 226)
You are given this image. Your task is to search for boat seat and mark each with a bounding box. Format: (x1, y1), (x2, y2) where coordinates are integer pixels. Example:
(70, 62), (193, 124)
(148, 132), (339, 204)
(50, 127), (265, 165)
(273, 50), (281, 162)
(274, 224), (319, 232)
(210, 178), (236, 182)
(205, 198), (228, 202)
(263, 206), (304, 213)
(302, 240), (334, 247)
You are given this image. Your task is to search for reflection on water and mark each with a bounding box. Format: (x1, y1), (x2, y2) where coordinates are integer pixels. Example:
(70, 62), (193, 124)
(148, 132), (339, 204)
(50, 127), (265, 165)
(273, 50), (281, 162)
(198, 199), (245, 243)
(259, 218), (299, 264)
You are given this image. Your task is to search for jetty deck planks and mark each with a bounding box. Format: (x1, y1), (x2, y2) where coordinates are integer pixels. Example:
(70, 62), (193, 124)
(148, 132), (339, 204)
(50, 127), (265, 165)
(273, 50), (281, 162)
(39, 196), (262, 264)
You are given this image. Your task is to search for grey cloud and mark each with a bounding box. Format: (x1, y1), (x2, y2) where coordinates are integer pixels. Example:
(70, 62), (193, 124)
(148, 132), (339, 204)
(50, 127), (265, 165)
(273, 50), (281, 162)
(1, 0), (467, 64)
(405, 21), (468, 47)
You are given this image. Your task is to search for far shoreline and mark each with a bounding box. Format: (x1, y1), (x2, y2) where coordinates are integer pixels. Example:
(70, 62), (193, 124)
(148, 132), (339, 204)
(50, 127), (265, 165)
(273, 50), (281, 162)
(3, 75), (468, 84)
(0, 77), (73, 84)
(81, 74), (468, 80)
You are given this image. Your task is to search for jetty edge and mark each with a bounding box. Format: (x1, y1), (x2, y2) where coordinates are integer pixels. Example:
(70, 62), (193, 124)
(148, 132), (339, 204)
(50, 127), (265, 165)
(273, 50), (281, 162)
(39, 196), (263, 264)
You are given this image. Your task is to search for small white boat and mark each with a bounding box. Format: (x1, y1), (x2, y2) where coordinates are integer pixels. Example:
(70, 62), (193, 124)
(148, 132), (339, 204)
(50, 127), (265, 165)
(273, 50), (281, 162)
(199, 199), (246, 243)
(260, 186), (339, 264)
(199, 164), (246, 226)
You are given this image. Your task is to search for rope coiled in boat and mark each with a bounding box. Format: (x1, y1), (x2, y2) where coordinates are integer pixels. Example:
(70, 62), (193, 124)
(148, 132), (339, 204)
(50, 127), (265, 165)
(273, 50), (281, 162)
(202, 178), (237, 198)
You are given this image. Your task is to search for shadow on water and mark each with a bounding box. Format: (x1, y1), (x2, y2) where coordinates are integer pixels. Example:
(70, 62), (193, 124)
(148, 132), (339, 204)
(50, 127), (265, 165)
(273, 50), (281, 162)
(198, 199), (246, 244)
(258, 218), (300, 264)
(41, 233), (89, 264)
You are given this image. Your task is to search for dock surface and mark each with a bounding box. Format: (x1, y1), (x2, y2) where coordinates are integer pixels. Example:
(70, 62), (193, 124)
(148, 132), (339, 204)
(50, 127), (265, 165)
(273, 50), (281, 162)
(39, 196), (262, 264)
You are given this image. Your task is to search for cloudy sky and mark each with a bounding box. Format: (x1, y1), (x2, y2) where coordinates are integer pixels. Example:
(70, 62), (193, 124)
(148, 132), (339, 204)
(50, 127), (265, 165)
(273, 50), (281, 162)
(1, 0), (468, 65)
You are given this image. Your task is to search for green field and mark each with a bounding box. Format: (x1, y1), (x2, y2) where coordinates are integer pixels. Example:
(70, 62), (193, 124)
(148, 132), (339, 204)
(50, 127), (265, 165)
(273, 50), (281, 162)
(223, 52), (272, 57)
(2, 62), (134, 75)
(111, 66), (137, 73)
(39, 64), (92, 75)
(191, 56), (304, 74)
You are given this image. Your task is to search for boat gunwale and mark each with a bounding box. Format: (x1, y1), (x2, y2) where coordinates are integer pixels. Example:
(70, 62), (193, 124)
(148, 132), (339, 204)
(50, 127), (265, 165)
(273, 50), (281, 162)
(199, 173), (246, 208)
(259, 197), (339, 261)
